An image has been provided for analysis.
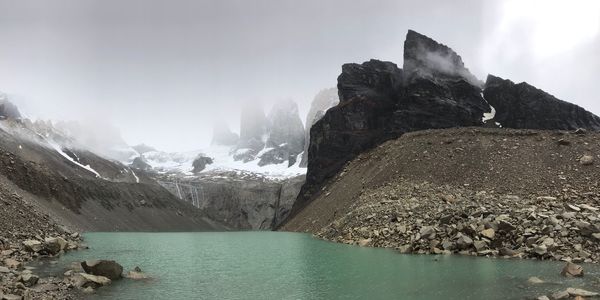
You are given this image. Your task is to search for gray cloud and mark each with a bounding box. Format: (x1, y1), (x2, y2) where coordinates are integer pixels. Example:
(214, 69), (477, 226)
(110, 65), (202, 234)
(0, 0), (598, 151)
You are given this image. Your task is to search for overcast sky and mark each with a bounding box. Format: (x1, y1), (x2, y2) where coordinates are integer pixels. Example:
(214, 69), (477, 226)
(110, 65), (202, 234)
(1, 0), (599, 151)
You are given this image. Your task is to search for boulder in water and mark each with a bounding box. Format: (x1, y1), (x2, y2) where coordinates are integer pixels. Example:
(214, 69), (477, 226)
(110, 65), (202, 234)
(81, 260), (123, 280)
(561, 262), (584, 277)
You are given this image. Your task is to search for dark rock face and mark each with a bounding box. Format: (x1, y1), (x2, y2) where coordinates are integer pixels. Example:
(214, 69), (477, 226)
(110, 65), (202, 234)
(211, 121), (239, 146)
(294, 31), (489, 214)
(484, 75), (600, 130)
(81, 260), (123, 280)
(403, 30), (481, 87)
(0, 95), (21, 120)
(238, 103), (268, 151)
(192, 156), (213, 173)
(287, 30), (600, 222)
(257, 144), (299, 167)
(299, 88), (340, 167)
(266, 99), (305, 155)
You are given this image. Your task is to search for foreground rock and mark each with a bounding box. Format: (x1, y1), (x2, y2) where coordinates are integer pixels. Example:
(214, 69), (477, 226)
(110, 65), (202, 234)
(71, 273), (111, 289)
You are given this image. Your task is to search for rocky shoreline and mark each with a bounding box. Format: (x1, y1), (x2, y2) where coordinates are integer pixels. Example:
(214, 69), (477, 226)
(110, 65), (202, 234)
(0, 182), (86, 299)
(316, 180), (600, 264)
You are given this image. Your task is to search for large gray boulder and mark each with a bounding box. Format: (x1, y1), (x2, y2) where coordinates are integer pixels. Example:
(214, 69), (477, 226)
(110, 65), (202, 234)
(192, 155), (213, 173)
(81, 260), (123, 280)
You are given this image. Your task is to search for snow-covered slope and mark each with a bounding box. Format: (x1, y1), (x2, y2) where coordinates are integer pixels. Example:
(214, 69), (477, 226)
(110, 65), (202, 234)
(141, 145), (305, 179)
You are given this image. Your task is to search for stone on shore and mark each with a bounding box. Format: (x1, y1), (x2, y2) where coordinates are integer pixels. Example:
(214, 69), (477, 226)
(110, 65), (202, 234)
(3, 258), (22, 269)
(22, 240), (43, 253)
(71, 273), (111, 289)
(44, 237), (68, 255)
(566, 288), (599, 297)
(19, 273), (39, 287)
(579, 155), (594, 165)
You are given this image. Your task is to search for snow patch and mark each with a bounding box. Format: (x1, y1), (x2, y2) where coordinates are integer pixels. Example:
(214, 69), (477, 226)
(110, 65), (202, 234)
(129, 168), (140, 183)
(48, 141), (103, 178)
(142, 145), (305, 179)
(480, 92), (497, 123)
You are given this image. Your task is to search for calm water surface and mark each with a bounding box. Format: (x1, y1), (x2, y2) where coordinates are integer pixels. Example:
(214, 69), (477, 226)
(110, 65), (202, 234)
(33, 232), (600, 300)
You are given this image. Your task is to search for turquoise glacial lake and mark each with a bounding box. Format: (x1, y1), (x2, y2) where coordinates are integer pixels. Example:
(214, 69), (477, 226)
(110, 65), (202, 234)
(33, 232), (600, 299)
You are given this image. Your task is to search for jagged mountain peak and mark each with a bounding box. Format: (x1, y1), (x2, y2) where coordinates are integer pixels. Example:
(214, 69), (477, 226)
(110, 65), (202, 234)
(484, 74), (600, 130)
(404, 30), (481, 87)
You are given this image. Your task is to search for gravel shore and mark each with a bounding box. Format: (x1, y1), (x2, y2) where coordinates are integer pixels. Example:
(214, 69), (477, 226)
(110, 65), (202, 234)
(317, 180), (600, 263)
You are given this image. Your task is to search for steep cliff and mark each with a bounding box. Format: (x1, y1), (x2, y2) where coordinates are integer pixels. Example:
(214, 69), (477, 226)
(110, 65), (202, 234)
(293, 30), (489, 215)
(158, 172), (305, 229)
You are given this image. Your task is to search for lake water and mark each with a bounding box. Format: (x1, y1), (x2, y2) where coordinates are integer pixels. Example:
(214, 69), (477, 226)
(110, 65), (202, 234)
(33, 232), (600, 300)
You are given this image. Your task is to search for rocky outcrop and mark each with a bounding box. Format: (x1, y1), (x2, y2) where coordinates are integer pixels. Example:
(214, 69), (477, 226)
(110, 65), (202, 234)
(293, 30), (489, 215)
(299, 88), (339, 167)
(289, 29), (600, 220)
(258, 145), (298, 167)
(265, 99), (305, 155)
(192, 155), (213, 173)
(158, 172), (305, 229)
(211, 121), (239, 146)
(403, 30), (481, 86)
(484, 75), (600, 130)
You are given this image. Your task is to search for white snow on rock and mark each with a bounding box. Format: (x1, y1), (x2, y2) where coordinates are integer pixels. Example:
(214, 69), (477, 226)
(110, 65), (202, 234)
(142, 145), (305, 179)
(48, 141), (103, 178)
(480, 92), (497, 123)
(128, 167), (140, 183)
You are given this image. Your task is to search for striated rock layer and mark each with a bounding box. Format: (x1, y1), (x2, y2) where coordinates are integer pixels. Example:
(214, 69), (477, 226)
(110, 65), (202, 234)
(158, 172), (305, 230)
